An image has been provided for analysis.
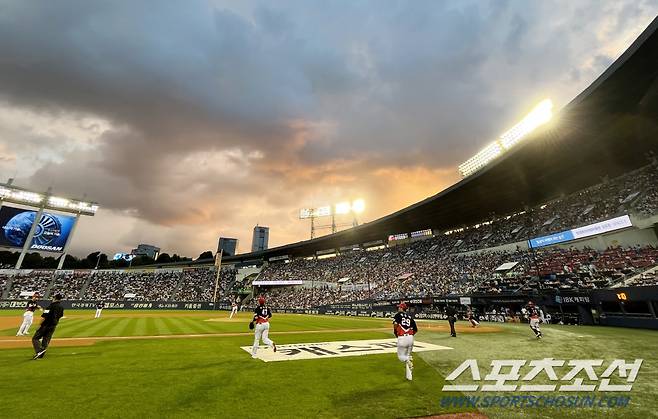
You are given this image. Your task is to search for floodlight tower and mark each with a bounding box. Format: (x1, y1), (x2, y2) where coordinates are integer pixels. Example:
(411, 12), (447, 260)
(0, 181), (99, 269)
(458, 99), (553, 178)
(299, 199), (366, 239)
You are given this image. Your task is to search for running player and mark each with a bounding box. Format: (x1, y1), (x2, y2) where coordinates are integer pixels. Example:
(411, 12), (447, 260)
(526, 301), (543, 339)
(250, 296), (276, 358)
(467, 308), (479, 328)
(95, 301), (105, 319)
(393, 302), (417, 381)
(16, 293), (41, 336)
(32, 293), (65, 359)
(229, 298), (239, 319)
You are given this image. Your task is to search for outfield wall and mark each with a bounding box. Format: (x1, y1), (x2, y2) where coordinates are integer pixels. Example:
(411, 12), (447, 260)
(2, 287), (657, 330)
(0, 300), (224, 310)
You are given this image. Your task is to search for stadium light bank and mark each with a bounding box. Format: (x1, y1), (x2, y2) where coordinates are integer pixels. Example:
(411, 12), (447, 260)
(458, 99), (553, 178)
(0, 180), (99, 269)
(300, 199), (365, 239)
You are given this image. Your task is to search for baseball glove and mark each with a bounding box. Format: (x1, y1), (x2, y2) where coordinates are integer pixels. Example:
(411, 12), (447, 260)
(249, 321), (255, 330)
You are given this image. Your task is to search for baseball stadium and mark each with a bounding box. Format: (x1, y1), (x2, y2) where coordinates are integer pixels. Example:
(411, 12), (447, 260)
(1, 6), (658, 419)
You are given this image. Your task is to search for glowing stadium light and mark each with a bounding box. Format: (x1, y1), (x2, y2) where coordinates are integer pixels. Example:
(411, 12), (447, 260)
(48, 196), (69, 207)
(0, 187), (43, 204)
(0, 183), (99, 215)
(300, 199), (366, 238)
(351, 199), (365, 214)
(300, 200), (366, 219)
(458, 99), (553, 178)
(334, 202), (351, 215)
(499, 99), (553, 149)
(299, 206), (332, 219)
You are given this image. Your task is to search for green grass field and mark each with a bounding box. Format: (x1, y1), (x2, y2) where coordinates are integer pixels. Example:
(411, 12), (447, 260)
(0, 310), (656, 419)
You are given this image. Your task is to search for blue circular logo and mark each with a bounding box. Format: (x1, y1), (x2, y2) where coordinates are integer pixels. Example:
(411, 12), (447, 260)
(3, 212), (62, 247)
(3, 212), (35, 246)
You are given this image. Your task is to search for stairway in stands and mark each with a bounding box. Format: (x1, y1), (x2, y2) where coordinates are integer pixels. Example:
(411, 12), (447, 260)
(78, 272), (95, 299)
(1, 277), (11, 299)
(43, 272), (57, 299)
(169, 270), (185, 301)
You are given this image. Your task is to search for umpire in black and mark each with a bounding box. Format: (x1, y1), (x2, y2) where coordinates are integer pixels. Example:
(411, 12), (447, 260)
(32, 293), (64, 359)
(446, 305), (457, 337)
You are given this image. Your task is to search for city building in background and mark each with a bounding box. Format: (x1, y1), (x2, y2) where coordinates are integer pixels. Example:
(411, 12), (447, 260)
(131, 244), (160, 260)
(251, 225), (269, 252)
(218, 237), (239, 256)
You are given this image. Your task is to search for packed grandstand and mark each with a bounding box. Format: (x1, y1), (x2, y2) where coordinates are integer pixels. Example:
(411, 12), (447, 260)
(1, 161), (658, 308)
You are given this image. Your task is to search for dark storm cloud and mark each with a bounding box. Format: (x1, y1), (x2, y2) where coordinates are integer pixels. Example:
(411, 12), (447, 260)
(0, 0), (656, 255)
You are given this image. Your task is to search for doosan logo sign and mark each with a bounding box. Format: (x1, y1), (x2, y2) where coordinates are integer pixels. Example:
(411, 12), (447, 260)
(442, 359), (642, 392)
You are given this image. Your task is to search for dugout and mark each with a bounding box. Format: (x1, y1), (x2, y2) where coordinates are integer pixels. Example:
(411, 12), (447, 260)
(589, 285), (658, 330)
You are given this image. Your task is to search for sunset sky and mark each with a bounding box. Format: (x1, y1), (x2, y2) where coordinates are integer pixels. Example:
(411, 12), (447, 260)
(0, 1), (657, 258)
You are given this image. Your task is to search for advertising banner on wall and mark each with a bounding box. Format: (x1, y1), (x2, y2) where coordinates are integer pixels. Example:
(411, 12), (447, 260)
(0, 300), (217, 310)
(528, 214), (633, 249)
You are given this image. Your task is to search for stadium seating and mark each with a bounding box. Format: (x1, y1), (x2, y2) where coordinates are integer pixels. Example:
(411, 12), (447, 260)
(0, 267), (237, 302)
(1, 163), (657, 307)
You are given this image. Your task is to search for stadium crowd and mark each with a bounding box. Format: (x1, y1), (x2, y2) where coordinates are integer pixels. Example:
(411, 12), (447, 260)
(4, 271), (54, 299)
(259, 245), (658, 308)
(256, 163), (658, 307)
(1, 163), (657, 307)
(0, 267), (237, 302)
(442, 163), (658, 252)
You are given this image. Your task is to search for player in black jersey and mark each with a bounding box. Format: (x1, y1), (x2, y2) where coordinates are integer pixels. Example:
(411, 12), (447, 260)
(526, 301), (543, 339)
(32, 294), (65, 359)
(393, 302), (417, 381)
(250, 296), (276, 358)
(445, 305), (457, 337)
(16, 293), (41, 336)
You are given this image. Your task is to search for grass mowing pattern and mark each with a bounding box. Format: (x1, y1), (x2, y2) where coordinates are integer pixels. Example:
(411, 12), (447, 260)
(0, 310), (656, 418)
(0, 310), (391, 337)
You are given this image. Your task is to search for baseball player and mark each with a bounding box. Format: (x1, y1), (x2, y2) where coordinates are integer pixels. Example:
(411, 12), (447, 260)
(95, 301), (105, 319)
(32, 294), (65, 359)
(229, 299), (239, 319)
(250, 296), (276, 358)
(392, 302), (417, 381)
(16, 293), (42, 336)
(526, 301), (543, 339)
(445, 305), (457, 337)
(467, 308), (479, 328)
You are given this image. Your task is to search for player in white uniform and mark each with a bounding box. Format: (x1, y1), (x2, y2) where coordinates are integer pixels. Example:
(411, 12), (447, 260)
(95, 301), (105, 319)
(467, 308), (479, 327)
(392, 302), (417, 381)
(229, 299), (239, 319)
(250, 296), (277, 358)
(17, 294), (41, 336)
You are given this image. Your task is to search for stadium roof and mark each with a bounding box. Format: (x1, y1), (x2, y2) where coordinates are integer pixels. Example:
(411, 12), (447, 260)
(225, 16), (658, 263)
